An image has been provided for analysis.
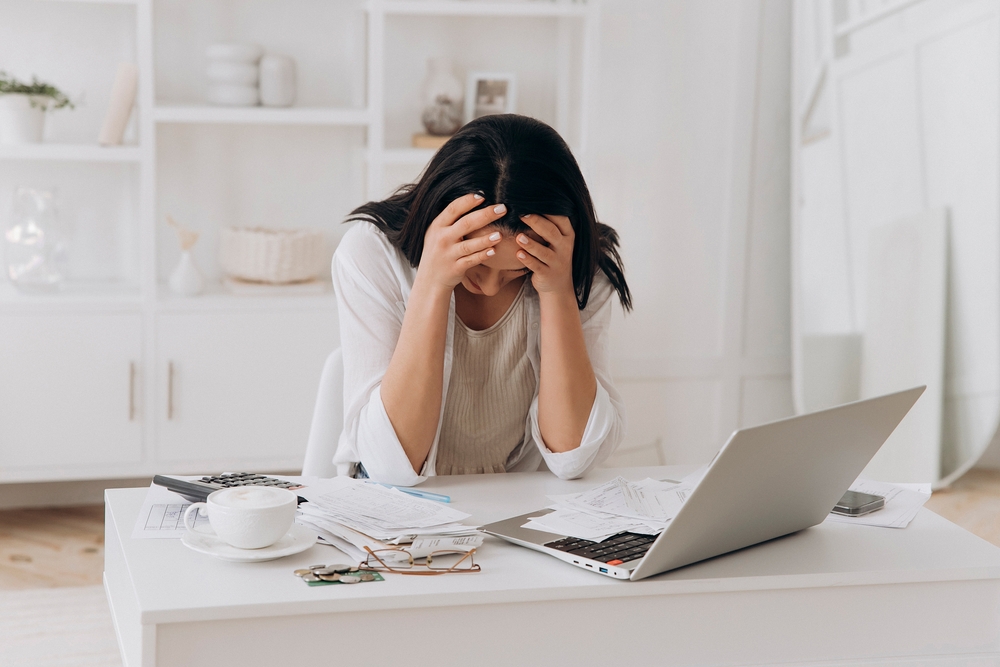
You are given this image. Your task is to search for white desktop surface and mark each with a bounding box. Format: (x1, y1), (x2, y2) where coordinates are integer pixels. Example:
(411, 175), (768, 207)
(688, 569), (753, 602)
(105, 466), (1000, 667)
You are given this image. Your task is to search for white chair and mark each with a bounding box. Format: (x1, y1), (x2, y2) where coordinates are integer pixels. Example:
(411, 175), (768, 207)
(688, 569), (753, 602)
(302, 348), (343, 478)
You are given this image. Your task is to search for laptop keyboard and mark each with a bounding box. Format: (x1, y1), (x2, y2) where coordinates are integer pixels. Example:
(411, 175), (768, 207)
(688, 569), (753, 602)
(544, 532), (657, 565)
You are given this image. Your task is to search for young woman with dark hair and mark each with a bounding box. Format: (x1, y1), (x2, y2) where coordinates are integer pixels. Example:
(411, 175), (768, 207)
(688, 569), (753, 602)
(332, 114), (631, 486)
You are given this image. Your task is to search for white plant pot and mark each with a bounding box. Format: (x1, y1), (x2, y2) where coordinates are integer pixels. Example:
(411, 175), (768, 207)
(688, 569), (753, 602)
(0, 94), (46, 144)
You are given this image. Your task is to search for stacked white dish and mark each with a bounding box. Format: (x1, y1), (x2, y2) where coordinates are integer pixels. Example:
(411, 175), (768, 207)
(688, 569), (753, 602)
(206, 43), (263, 106)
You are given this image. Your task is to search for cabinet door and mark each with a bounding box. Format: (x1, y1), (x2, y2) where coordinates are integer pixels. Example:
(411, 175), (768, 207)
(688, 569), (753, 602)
(155, 310), (337, 470)
(0, 312), (143, 474)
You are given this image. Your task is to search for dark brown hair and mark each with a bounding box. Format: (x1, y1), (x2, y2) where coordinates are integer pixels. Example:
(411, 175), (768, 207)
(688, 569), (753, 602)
(347, 114), (631, 310)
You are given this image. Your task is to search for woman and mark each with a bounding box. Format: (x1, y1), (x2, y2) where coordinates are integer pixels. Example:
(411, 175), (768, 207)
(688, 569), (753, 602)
(332, 114), (631, 486)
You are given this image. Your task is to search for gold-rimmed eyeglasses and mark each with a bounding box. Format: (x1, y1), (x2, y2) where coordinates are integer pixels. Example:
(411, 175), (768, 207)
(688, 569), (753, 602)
(362, 546), (481, 575)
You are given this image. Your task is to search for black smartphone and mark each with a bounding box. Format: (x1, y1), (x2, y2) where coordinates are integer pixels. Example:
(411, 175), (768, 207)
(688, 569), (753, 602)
(831, 490), (885, 516)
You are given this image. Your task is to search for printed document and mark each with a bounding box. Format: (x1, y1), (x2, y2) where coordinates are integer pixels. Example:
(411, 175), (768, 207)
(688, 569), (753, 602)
(522, 476), (693, 541)
(824, 478), (930, 529)
(131, 482), (209, 539)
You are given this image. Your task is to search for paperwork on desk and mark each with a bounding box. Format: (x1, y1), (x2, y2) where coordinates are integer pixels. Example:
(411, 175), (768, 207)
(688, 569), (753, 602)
(522, 476), (692, 541)
(131, 481), (211, 539)
(520, 473), (931, 541)
(824, 478), (931, 529)
(294, 476), (482, 562)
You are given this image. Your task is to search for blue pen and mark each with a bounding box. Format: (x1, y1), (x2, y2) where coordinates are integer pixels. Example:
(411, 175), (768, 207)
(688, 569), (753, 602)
(369, 481), (451, 503)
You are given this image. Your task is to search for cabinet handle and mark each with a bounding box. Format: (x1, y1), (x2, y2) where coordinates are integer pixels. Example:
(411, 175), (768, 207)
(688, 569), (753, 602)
(167, 361), (175, 420)
(128, 362), (136, 421)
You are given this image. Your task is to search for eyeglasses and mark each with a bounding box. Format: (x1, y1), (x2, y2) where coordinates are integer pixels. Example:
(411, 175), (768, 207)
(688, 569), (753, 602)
(361, 546), (481, 575)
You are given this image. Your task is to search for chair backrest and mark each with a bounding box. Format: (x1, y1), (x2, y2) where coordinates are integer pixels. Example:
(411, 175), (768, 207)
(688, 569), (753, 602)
(302, 348), (343, 478)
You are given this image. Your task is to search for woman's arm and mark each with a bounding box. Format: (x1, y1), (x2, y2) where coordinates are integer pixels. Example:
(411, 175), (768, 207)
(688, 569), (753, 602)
(380, 194), (508, 473)
(515, 214), (597, 452)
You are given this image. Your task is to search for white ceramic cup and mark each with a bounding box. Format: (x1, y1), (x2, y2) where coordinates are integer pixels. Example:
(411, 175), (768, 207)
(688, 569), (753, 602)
(183, 486), (297, 549)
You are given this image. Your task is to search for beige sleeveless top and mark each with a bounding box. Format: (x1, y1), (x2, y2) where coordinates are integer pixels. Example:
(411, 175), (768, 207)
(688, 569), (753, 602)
(436, 281), (535, 475)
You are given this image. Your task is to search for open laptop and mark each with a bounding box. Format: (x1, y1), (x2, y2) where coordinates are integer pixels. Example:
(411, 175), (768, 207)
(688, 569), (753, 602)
(483, 386), (925, 581)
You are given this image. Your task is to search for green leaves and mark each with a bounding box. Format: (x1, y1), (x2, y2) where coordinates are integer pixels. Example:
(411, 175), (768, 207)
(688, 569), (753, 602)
(0, 71), (74, 110)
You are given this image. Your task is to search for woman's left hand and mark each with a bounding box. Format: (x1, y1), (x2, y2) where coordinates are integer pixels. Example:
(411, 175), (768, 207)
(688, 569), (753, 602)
(515, 214), (575, 297)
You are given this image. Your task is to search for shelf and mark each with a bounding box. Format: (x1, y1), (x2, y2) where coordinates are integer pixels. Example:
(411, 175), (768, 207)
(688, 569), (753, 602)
(0, 281), (142, 310)
(377, 148), (438, 165)
(153, 105), (371, 127)
(380, 1), (591, 18)
(157, 283), (337, 312)
(34, 0), (138, 4)
(0, 144), (142, 163)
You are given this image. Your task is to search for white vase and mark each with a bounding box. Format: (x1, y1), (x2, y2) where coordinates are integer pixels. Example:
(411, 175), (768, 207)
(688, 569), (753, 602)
(0, 94), (46, 144)
(169, 251), (204, 296)
(420, 57), (464, 136)
(259, 55), (296, 107)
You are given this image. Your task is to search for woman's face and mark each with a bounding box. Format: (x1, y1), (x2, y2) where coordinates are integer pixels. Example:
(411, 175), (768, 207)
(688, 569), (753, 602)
(460, 224), (545, 297)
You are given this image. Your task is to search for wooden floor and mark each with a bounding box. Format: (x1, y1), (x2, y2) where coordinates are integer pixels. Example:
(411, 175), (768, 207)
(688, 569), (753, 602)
(925, 468), (1000, 546)
(0, 505), (105, 590)
(0, 470), (998, 590)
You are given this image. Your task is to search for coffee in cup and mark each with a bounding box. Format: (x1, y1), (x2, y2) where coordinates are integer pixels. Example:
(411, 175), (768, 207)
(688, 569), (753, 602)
(183, 485), (297, 549)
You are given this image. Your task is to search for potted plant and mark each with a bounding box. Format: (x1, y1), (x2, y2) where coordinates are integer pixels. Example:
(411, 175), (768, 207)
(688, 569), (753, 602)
(0, 71), (73, 145)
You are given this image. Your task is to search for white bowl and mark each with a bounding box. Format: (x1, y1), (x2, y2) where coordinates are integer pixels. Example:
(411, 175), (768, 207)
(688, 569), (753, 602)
(206, 83), (259, 107)
(206, 43), (264, 64)
(207, 61), (259, 86)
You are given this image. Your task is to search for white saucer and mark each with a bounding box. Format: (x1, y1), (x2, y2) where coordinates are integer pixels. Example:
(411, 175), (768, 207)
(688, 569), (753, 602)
(181, 523), (317, 562)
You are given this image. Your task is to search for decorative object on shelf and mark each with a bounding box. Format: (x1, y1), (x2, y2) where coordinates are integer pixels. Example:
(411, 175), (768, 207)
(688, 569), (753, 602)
(4, 186), (67, 292)
(420, 57), (464, 136)
(412, 133), (450, 150)
(222, 276), (329, 296)
(259, 55), (297, 108)
(206, 61), (259, 86)
(465, 72), (517, 122)
(167, 215), (205, 297)
(206, 84), (259, 107)
(206, 43), (264, 63)
(206, 43), (263, 107)
(0, 71), (74, 145)
(99, 63), (139, 146)
(219, 227), (327, 284)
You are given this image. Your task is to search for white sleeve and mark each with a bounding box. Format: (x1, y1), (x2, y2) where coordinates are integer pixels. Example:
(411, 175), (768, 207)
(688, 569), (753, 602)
(331, 224), (426, 487)
(531, 275), (627, 479)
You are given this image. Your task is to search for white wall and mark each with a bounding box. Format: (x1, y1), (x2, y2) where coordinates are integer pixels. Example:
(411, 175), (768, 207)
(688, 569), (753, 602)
(593, 0), (795, 467)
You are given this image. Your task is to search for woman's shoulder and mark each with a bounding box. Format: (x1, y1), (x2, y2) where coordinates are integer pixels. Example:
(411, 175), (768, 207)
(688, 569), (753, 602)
(334, 222), (408, 276)
(337, 221), (396, 260)
(582, 271), (615, 315)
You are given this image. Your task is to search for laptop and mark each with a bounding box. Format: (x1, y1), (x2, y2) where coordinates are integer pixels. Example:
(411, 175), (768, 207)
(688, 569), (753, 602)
(483, 386), (925, 581)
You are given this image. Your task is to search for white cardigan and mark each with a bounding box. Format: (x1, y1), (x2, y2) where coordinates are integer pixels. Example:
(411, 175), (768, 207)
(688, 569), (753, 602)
(331, 222), (627, 486)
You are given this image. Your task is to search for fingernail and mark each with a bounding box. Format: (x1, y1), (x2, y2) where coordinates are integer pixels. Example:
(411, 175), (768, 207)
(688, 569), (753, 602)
(473, 193), (484, 200)
(517, 251), (526, 259)
(494, 204), (506, 214)
(486, 248), (495, 257)
(517, 234), (528, 244)
(489, 232), (501, 241)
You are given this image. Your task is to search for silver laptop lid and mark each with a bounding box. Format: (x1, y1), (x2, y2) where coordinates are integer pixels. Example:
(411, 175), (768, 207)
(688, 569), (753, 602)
(630, 386), (925, 580)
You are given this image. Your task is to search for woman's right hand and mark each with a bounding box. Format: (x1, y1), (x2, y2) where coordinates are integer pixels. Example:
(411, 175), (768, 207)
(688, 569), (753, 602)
(416, 193), (507, 293)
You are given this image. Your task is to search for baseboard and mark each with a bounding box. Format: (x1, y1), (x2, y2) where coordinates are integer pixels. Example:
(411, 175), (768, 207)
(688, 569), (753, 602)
(0, 477), (152, 510)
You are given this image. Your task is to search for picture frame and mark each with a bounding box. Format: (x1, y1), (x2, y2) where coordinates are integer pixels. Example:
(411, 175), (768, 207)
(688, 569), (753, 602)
(464, 72), (517, 123)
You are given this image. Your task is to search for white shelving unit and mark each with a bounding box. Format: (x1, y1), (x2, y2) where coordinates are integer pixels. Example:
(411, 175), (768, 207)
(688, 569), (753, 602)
(0, 0), (598, 483)
(0, 144), (141, 162)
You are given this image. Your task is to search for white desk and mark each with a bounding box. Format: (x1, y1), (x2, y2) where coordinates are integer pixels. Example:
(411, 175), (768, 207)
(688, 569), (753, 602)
(105, 466), (1000, 667)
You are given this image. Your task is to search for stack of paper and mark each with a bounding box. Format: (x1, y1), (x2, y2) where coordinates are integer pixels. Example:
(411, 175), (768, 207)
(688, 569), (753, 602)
(522, 476), (693, 541)
(824, 478), (931, 529)
(295, 476), (481, 561)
